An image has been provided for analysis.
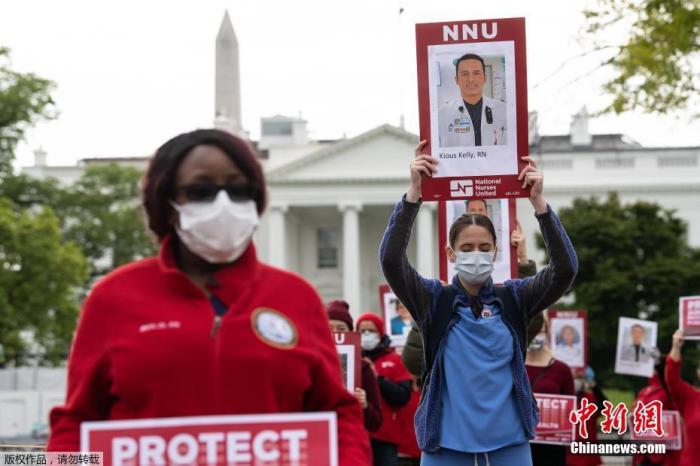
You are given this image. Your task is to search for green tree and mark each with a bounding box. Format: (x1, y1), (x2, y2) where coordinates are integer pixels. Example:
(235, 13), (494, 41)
(0, 47), (56, 176)
(0, 172), (64, 208)
(61, 163), (157, 277)
(0, 46), (156, 365)
(1, 165), (157, 280)
(584, 0), (700, 116)
(0, 198), (88, 365)
(543, 193), (700, 390)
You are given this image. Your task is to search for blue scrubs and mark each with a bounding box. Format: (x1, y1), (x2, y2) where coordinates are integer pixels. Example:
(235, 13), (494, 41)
(429, 303), (529, 463)
(422, 443), (533, 466)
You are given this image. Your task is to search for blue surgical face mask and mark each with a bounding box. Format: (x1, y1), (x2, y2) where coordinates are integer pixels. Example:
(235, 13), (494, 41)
(451, 249), (495, 285)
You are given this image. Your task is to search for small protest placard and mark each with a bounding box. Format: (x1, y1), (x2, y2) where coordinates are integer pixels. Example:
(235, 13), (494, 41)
(531, 393), (577, 445)
(333, 332), (361, 392)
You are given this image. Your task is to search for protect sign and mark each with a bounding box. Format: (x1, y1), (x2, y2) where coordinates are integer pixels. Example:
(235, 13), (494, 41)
(416, 17), (529, 201)
(630, 409), (683, 451)
(679, 295), (700, 339)
(80, 412), (338, 466)
(531, 393), (577, 445)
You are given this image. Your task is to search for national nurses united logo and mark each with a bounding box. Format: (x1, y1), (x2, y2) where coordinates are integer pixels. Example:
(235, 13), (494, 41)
(251, 308), (298, 349)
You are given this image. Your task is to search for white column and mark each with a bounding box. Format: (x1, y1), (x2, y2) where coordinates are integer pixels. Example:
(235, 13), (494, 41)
(339, 202), (363, 316)
(416, 203), (436, 278)
(268, 203), (288, 268)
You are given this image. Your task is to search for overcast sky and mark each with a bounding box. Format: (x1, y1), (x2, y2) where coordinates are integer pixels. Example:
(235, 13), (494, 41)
(1, 0), (699, 169)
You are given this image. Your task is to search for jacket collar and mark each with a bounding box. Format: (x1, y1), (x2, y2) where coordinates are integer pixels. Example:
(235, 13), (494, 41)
(157, 234), (262, 306)
(451, 274), (498, 306)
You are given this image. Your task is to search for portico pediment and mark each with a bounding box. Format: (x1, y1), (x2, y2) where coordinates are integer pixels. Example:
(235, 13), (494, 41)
(267, 124), (418, 184)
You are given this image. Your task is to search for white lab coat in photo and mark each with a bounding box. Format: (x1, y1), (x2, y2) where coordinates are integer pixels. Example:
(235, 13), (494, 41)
(437, 96), (507, 148)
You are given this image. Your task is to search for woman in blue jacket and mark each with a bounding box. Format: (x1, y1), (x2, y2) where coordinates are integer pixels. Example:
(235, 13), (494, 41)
(379, 141), (578, 466)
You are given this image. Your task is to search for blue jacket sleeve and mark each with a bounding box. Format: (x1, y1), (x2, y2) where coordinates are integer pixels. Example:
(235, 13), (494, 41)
(379, 195), (442, 325)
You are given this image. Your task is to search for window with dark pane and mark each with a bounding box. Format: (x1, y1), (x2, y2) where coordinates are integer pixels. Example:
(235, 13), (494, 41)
(317, 227), (338, 268)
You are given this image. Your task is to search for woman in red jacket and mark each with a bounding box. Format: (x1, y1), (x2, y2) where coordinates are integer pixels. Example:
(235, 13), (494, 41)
(666, 330), (700, 466)
(357, 313), (412, 466)
(47, 129), (370, 465)
(632, 356), (681, 466)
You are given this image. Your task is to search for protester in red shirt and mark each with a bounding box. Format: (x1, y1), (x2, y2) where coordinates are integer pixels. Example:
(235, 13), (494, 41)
(526, 314), (575, 466)
(630, 356), (681, 466)
(357, 313), (412, 466)
(47, 129), (370, 465)
(666, 330), (700, 466)
(327, 300), (383, 433)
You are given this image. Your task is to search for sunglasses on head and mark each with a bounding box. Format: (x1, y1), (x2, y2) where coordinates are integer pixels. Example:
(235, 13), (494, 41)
(177, 183), (258, 202)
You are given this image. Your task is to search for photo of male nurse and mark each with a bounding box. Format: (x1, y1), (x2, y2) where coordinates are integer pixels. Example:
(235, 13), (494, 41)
(438, 53), (507, 148)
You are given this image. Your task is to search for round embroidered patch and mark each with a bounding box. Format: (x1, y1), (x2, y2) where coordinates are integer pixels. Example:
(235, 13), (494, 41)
(251, 308), (298, 349)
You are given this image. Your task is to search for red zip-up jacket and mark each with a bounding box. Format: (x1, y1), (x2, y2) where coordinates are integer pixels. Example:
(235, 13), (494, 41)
(47, 237), (370, 465)
(361, 360), (383, 433)
(632, 376), (680, 466)
(665, 355), (700, 466)
(397, 384), (421, 458)
(366, 348), (412, 445)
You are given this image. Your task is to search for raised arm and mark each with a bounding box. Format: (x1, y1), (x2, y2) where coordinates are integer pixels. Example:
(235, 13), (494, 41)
(379, 140), (442, 324)
(665, 330), (696, 413)
(506, 157), (578, 318)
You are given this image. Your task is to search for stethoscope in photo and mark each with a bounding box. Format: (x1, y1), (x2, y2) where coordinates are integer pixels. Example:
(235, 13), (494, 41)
(457, 105), (505, 144)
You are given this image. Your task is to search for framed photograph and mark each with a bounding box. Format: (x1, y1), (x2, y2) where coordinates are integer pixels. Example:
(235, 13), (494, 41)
(679, 296), (700, 340)
(333, 332), (361, 392)
(416, 17), (529, 201)
(614, 317), (658, 378)
(438, 198), (517, 283)
(378, 284), (412, 347)
(549, 310), (588, 370)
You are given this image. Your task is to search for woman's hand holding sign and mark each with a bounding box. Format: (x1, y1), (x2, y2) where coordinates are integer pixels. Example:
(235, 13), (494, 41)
(670, 329), (685, 362)
(519, 156), (547, 214)
(407, 140), (438, 203)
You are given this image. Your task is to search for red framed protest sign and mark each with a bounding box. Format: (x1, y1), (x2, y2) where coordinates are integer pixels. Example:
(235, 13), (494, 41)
(630, 410), (683, 451)
(378, 284), (392, 314)
(333, 332), (362, 392)
(416, 17), (529, 201)
(679, 295), (700, 339)
(549, 310), (589, 372)
(80, 412), (338, 466)
(438, 198), (518, 283)
(531, 394), (577, 445)
(379, 284), (411, 347)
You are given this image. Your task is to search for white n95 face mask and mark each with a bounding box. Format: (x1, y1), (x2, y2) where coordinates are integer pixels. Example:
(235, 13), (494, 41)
(528, 334), (547, 352)
(171, 190), (259, 264)
(453, 250), (494, 285)
(361, 332), (381, 351)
